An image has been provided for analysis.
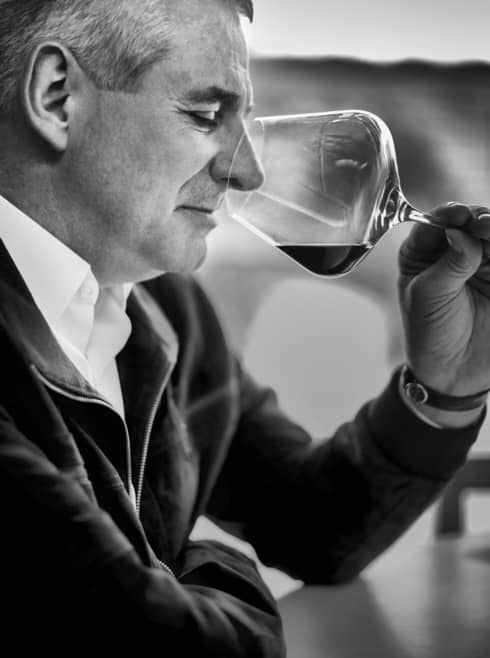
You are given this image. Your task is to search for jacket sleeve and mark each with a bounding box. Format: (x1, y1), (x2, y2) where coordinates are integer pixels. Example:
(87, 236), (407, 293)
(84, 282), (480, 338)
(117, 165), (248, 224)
(207, 363), (483, 584)
(0, 404), (284, 656)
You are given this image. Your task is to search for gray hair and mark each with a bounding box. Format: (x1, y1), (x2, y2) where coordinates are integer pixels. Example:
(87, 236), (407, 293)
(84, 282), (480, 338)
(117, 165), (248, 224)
(0, 0), (254, 116)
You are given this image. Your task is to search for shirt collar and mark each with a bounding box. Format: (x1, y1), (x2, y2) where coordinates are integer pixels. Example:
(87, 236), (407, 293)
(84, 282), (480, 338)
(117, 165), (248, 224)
(0, 194), (132, 325)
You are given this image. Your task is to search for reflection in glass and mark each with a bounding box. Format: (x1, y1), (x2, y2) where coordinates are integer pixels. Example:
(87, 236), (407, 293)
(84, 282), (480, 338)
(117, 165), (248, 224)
(227, 110), (442, 277)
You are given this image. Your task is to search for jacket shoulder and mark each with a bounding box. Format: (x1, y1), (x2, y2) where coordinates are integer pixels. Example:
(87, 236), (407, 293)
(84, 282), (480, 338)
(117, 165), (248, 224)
(141, 273), (228, 352)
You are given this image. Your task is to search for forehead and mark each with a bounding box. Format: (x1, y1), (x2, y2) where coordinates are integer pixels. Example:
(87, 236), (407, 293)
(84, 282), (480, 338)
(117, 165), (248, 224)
(162, 0), (252, 106)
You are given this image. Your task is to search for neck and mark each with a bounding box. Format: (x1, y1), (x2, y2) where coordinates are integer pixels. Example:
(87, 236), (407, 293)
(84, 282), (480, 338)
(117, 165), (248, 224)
(0, 137), (159, 287)
(0, 174), (73, 248)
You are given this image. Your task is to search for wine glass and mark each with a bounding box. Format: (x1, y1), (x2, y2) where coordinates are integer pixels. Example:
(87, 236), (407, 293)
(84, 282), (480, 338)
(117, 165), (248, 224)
(226, 109), (445, 277)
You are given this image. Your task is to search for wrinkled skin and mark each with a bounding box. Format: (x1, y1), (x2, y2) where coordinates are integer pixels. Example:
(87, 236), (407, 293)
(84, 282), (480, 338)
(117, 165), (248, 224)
(399, 202), (490, 398)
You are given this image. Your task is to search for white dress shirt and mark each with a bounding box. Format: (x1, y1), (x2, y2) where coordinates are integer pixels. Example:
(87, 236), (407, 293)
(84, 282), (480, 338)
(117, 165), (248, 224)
(0, 194), (132, 418)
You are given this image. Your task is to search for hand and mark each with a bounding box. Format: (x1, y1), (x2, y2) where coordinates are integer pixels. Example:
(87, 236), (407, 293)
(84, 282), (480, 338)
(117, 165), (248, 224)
(398, 202), (490, 398)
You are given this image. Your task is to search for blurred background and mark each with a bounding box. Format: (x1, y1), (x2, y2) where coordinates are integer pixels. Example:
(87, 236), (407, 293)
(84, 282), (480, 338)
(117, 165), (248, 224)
(193, 0), (490, 596)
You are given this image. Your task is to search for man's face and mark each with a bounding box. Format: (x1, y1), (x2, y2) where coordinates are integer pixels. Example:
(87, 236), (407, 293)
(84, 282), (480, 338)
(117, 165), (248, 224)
(62, 0), (262, 284)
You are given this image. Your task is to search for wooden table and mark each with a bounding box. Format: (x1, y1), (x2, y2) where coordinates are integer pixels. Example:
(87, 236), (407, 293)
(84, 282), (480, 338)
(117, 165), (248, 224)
(279, 534), (490, 658)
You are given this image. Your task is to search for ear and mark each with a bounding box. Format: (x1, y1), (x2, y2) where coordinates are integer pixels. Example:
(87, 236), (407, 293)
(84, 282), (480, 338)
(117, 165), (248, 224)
(22, 42), (87, 153)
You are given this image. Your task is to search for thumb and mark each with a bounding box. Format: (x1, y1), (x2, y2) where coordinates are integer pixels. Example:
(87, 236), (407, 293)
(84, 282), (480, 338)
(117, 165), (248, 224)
(425, 228), (482, 293)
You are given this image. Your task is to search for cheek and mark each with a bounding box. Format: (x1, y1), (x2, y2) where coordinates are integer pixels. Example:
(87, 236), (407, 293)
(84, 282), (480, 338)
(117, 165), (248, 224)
(144, 138), (217, 214)
(153, 128), (216, 178)
(80, 103), (217, 218)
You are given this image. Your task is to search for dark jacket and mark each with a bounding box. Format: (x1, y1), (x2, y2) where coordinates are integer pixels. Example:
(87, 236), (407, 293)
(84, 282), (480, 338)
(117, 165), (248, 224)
(0, 243), (481, 656)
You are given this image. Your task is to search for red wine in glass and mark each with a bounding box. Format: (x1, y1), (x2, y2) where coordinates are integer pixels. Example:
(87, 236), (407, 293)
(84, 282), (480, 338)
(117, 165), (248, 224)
(227, 109), (443, 278)
(277, 243), (372, 276)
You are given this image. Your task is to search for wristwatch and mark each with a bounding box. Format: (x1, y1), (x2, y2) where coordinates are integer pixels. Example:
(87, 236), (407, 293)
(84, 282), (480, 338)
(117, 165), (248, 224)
(400, 365), (489, 412)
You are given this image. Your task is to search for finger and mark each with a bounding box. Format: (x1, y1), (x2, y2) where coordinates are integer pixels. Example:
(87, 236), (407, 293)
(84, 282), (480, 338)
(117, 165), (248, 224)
(431, 202), (474, 227)
(423, 227), (482, 295)
(482, 238), (490, 262)
(464, 205), (490, 240)
(431, 202), (490, 241)
(402, 203), (473, 259)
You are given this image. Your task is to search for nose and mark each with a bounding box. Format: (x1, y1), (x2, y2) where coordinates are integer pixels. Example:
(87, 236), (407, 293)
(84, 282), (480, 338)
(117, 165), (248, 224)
(211, 127), (265, 192)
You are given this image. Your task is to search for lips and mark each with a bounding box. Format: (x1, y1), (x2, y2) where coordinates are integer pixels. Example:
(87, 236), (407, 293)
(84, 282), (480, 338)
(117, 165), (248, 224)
(178, 197), (224, 215)
(180, 206), (215, 214)
(178, 205), (219, 230)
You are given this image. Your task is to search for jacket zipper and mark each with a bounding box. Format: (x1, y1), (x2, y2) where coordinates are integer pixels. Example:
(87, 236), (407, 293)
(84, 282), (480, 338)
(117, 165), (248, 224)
(135, 370), (173, 516)
(33, 367), (176, 578)
(32, 367), (134, 505)
(159, 560), (175, 577)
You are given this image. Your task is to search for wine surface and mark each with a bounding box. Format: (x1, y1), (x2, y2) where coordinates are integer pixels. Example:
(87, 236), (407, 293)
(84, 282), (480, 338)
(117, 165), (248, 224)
(277, 243), (372, 276)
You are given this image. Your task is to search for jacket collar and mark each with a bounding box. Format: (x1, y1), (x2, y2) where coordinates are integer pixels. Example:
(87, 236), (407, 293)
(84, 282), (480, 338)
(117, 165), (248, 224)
(0, 240), (179, 407)
(0, 241), (94, 393)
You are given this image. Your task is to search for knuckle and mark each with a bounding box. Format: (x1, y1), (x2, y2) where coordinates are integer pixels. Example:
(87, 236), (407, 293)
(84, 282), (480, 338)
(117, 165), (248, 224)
(446, 251), (470, 274)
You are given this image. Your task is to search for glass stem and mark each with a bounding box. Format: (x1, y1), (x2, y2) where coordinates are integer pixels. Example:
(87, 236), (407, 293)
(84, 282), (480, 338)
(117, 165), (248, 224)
(400, 199), (444, 230)
(371, 181), (445, 246)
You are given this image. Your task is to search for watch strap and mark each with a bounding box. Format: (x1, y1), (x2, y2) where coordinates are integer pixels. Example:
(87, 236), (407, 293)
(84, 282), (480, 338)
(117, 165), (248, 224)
(401, 365), (489, 411)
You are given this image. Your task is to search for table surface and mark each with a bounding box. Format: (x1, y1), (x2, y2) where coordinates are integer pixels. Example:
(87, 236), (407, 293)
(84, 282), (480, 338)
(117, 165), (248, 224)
(278, 533), (490, 658)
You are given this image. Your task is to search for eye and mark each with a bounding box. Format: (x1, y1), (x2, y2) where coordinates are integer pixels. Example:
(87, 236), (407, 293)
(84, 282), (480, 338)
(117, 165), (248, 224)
(194, 110), (218, 123)
(185, 109), (220, 131)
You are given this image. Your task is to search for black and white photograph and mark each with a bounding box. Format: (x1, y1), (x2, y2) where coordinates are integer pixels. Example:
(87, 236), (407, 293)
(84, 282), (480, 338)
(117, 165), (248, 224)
(0, 1), (489, 655)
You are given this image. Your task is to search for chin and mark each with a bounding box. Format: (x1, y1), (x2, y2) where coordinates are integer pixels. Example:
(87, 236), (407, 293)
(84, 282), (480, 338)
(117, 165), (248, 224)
(157, 243), (208, 274)
(193, 245), (208, 271)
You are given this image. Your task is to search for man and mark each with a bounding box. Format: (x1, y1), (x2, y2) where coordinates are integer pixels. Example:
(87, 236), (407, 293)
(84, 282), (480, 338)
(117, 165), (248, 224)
(0, 0), (489, 655)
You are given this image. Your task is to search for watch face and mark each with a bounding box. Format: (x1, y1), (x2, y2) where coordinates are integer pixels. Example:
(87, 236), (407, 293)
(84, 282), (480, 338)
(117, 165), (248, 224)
(405, 381), (429, 404)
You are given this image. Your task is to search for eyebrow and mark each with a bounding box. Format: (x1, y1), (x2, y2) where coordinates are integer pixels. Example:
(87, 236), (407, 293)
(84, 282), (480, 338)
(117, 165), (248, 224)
(183, 85), (254, 116)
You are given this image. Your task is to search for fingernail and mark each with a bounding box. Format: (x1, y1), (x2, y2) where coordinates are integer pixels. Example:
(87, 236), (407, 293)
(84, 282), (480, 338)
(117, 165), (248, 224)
(476, 212), (490, 221)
